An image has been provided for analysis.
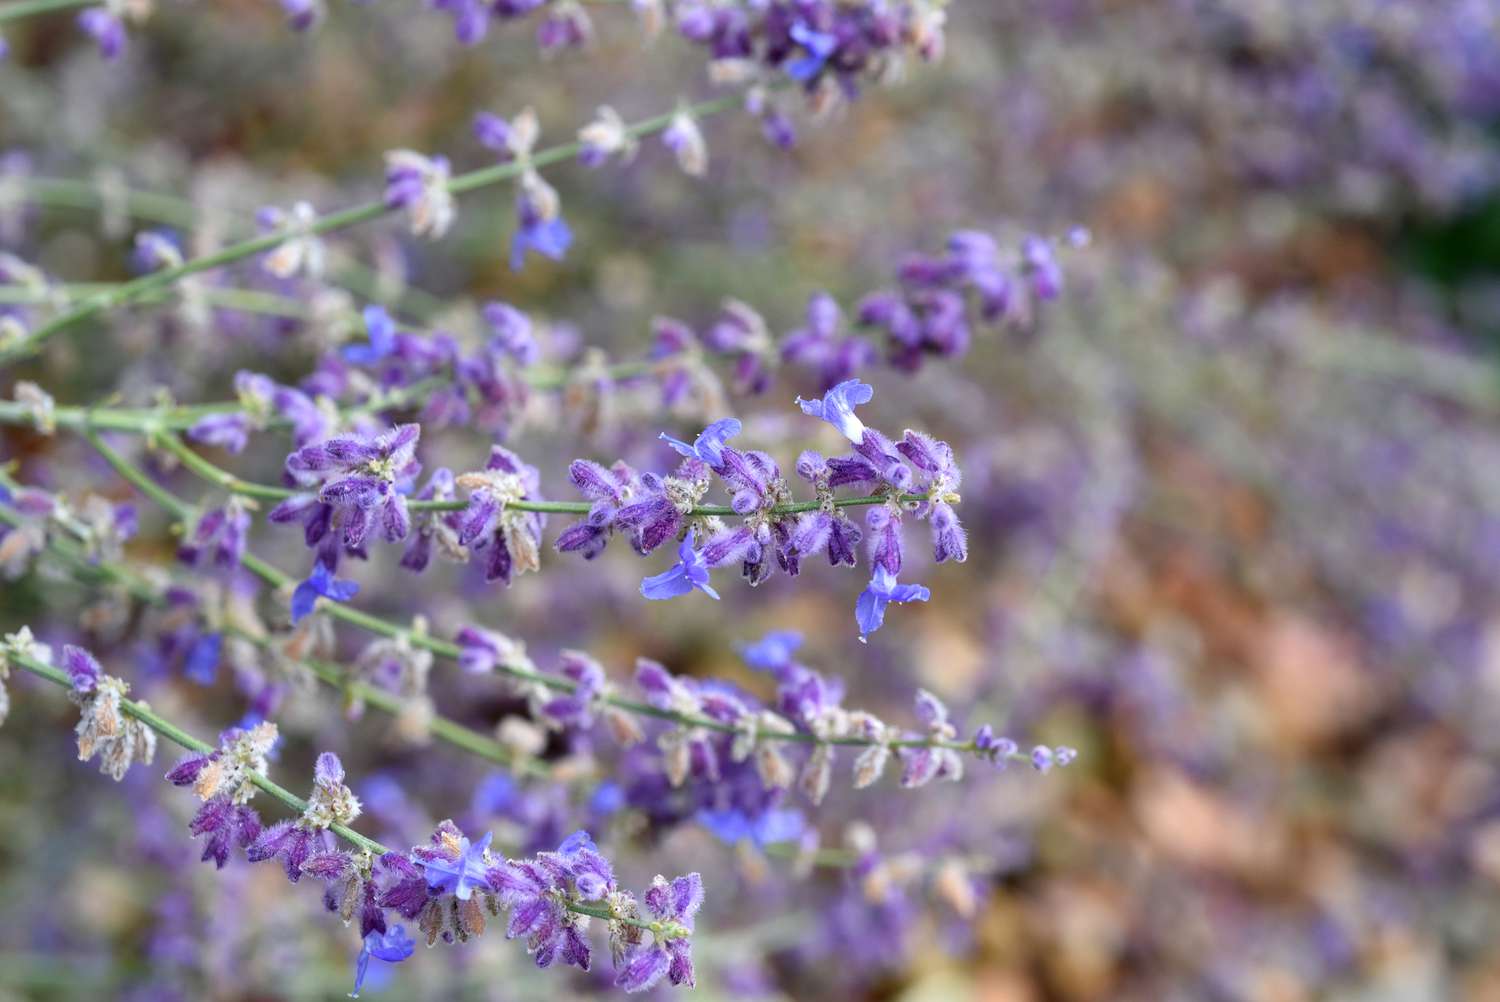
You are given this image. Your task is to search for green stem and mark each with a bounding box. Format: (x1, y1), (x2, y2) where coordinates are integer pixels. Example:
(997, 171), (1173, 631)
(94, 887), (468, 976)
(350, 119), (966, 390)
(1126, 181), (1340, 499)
(0, 0), (88, 23)
(135, 424), (940, 518)
(0, 92), (746, 366)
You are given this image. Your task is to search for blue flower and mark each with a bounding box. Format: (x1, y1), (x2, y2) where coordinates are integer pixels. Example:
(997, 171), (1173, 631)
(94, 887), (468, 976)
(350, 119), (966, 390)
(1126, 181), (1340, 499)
(422, 829), (494, 901)
(184, 632), (223, 686)
(785, 22), (838, 82)
(641, 530), (721, 601)
(659, 417), (742, 467)
(290, 561), (360, 624)
(696, 806), (806, 848)
(739, 630), (803, 671)
(351, 924), (415, 998)
(854, 565), (930, 639)
(510, 214), (572, 271)
(343, 305), (398, 364)
(796, 378), (873, 443)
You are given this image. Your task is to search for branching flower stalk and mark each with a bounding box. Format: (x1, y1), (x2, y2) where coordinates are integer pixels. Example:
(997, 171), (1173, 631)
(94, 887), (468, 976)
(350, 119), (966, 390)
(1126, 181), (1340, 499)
(0, 645), (680, 941)
(0, 490), (539, 774)
(0, 91), (748, 365)
(58, 428), (1034, 765)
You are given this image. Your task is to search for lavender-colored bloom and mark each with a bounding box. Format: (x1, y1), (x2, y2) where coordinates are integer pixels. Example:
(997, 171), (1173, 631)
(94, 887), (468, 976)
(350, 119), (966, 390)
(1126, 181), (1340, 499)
(456, 445), (546, 584)
(77, 7), (126, 60)
(785, 22), (837, 82)
(641, 530), (720, 601)
(281, 0), (324, 31)
(290, 560), (359, 623)
(659, 417), (741, 468)
(510, 173), (571, 271)
(739, 630), (803, 671)
(247, 819), (327, 882)
(617, 873), (704, 991)
(351, 924), (414, 998)
(539, 650), (606, 728)
(422, 830), (494, 900)
(697, 807), (805, 848)
(855, 565), (930, 639)
(383, 151), (454, 239)
(64, 644), (104, 692)
(482, 301), (539, 366)
(187, 795), (263, 869)
(185, 413), (251, 454)
(796, 379), (873, 443)
(183, 632), (222, 686)
(178, 502), (250, 569)
(343, 305), (398, 365)
(284, 424), (420, 550)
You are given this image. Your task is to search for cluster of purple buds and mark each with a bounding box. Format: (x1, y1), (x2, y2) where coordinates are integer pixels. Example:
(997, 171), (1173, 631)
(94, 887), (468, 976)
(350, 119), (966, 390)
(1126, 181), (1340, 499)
(455, 445), (547, 584)
(855, 228), (1089, 373)
(554, 378), (960, 637)
(187, 370), (328, 454)
(353, 821), (701, 993)
(249, 752), (362, 880)
(270, 423), (421, 569)
(678, 1), (949, 113)
(164, 720), (279, 867)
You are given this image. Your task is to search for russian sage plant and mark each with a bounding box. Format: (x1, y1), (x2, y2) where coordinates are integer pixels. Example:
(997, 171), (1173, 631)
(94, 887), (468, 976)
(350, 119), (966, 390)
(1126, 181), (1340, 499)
(0, 0), (1098, 997)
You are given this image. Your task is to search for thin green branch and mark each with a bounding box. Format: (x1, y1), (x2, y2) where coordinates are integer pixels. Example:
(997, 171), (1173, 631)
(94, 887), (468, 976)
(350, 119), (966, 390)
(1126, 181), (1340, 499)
(0, 91), (747, 366)
(0, 0), (88, 23)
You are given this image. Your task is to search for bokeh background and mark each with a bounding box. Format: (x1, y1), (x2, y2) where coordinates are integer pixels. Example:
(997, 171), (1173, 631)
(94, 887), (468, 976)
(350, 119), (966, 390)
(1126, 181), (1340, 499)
(4, 1), (1500, 999)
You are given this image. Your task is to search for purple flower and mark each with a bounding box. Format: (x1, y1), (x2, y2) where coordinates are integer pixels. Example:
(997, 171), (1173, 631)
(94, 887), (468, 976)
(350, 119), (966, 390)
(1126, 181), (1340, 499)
(659, 417), (741, 468)
(455, 446), (546, 584)
(696, 807), (805, 848)
(247, 819), (330, 882)
(187, 795), (263, 869)
(796, 379), (873, 443)
(290, 560), (360, 623)
(510, 172), (571, 271)
(854, 565), (930, 639)
(511, 213), (572, 271)
(421, 830), (494, 900)
(554, 459), (642, 559)
(739, 630), (803, 671)
(482, 301), (539, 366)
(641, 529), (720, 601)
(281, 0), (324, 31)
(343, 305), (398, 365)
(616, 873), (704, 992)
(351, 924), (414, 998)
(785, 22), (837, 82)
(383, 151), (454, 239)
(77, 8), (126, 60)
(186, 413), (251, 454)
(177, 502), (250, 569)
(283, 424), (420, 551)
(183, 632), (222, 685)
